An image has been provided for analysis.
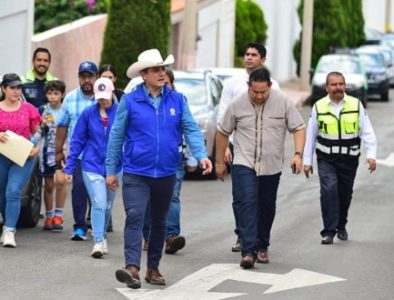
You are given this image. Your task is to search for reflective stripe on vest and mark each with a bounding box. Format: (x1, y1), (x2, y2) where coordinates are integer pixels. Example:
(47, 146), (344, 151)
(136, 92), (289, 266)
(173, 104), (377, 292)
(315, 95), (361, 158)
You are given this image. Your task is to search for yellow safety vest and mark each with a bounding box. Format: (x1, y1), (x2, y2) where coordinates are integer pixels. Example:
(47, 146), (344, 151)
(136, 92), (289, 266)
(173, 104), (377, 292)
(315, 95), (361, 158)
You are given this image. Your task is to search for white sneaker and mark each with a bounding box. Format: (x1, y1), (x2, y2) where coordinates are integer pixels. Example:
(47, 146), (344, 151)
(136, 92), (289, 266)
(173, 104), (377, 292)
(102, 239), (108, 255)
(0, 226), (5, 244)
(91, 242), (104, 258)
(3, 230), (16, 248)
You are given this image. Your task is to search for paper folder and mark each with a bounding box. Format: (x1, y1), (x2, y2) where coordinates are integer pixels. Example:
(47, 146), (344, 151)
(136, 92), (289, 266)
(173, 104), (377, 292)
(0, 130), (34, 167)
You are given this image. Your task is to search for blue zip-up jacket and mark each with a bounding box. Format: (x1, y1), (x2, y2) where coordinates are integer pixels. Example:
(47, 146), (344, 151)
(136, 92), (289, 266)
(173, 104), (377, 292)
(106, 84), (207, 177)
(65, 102), (122, 176)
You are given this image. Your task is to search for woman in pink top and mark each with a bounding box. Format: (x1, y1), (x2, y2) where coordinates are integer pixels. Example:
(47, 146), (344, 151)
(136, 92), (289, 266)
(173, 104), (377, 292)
(0, 73), (41, 248)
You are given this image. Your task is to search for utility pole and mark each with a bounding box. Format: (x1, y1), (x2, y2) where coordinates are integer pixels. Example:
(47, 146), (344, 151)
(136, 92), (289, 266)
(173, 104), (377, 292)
(300, 0), (314, 88)
(385, 0), (392, 33)
(179, 0), (198, 69)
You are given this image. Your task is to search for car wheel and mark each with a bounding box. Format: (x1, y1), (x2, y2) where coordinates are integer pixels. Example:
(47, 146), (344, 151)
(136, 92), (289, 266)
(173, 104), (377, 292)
(18, 163), (42, 228)
(381, 88), (389, 102)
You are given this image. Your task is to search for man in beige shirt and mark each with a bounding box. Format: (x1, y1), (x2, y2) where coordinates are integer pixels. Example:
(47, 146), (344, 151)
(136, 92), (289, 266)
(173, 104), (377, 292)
(216, 68), (305, 269)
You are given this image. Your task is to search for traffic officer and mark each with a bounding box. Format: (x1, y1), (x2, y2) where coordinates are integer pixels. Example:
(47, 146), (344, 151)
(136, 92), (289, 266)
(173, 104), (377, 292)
(303, 71), (377, 244)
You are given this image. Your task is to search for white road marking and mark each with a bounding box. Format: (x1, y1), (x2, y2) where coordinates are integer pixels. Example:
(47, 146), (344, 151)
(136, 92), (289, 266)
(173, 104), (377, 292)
(117, 263), (346, 299)
(376, 153), (394, 167)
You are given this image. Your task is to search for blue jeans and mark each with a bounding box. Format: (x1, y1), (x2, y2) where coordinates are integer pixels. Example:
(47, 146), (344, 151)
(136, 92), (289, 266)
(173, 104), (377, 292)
(233, 165), (281, 257)
(72, 160), (89, 231)
(229, 143), (242, 241)
(122, 173), (175, 269)
(317, 158), (358, 237)
(82, 170), (120, 243)
(143, 163), (185, 240)
(0, 155), (36, 229)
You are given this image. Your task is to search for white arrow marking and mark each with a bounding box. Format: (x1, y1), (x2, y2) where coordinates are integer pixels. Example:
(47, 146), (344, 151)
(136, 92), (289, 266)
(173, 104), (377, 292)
(376, 153), (394, 167)
(117, 264), (346, 299)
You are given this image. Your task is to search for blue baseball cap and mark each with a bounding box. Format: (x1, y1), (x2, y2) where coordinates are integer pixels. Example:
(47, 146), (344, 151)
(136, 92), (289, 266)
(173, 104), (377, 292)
(78, 61), (98, 75)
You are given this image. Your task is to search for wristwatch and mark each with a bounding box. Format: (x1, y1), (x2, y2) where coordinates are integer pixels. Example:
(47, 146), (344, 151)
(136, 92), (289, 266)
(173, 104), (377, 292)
(294, 151), (303, 158)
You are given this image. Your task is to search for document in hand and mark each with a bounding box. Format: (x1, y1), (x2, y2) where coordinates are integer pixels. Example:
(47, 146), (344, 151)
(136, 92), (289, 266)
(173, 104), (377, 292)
(0, 130), (34, 167)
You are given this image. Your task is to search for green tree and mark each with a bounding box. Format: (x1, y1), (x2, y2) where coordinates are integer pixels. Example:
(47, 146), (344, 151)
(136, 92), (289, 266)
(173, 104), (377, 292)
(235, 0), (268, 65)
(100, 0), (171, 88)
(343, 0), (365, 47)
(293, 0), (362, 76)
(34, 0), (108, 33)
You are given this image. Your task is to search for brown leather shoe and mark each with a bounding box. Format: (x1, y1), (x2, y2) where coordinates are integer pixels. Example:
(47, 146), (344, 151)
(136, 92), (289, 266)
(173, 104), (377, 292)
(165, 235), (185, 254)
(115, 265), (141, 289)
(256, 250), (269, 263)
(240, 255), (255, 269)
(145, 267), (166, 285)
(143, 240), (148, 251)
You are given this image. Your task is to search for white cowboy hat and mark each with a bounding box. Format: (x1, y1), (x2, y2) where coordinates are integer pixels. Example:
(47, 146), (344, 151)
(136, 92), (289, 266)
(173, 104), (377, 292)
(126, 49), (175, 78)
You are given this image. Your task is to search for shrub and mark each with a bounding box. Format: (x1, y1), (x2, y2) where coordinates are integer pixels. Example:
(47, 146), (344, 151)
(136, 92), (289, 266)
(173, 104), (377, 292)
(34, 0), (108, 33)
(293, 0), (365, 76)
(100, 0), (171, 88)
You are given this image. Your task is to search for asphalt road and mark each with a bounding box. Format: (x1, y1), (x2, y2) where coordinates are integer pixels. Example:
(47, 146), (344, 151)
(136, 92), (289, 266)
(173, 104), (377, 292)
(1, 94), (394, 300)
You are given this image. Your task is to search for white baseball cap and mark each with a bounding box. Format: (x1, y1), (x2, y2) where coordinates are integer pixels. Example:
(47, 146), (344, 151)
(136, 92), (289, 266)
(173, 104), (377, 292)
(94, 77), (114, 100)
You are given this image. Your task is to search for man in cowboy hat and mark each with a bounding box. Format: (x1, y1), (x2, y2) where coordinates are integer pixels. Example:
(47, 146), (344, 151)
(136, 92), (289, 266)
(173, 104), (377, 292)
(106, 49), (212, 289)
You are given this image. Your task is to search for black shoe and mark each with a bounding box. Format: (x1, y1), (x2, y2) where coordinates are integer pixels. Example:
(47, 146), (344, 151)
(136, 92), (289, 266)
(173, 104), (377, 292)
(321, 235), (334, 244)
(231, 239), (242, 252)
(165, 235), (186, 254)
(337, 229), (348, 241)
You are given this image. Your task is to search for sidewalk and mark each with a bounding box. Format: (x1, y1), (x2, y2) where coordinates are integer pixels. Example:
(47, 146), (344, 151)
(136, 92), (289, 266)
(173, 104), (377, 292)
(280, 78), (311, 107)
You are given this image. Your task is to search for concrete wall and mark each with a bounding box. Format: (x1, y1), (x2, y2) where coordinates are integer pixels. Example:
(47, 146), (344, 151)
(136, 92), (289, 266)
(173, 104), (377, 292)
(363, 0), (394, 32)
(31, 14), (107, 92)
(254, 0), (301, 82)
(171, 0), (235, 69)
(0, 0), (34, 76)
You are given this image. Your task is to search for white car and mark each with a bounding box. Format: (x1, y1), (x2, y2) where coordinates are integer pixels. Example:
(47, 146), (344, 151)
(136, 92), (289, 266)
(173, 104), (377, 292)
(193, 67), (245, 82)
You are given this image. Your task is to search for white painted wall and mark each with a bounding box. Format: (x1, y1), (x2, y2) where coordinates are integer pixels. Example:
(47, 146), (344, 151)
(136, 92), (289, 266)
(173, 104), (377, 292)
(0, 0), (34, 76)
(195, 0), (235, 68)
(363, 0), (394, 32)
(217, 0), (236, 67)
(254, 0), (301, 82)
(171, 0), (235, 70)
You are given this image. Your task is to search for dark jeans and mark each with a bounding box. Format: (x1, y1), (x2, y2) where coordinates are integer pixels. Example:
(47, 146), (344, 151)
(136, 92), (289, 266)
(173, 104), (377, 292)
(143, 162), (186, 240)
(229, 143), (242, 241)
(233, 165), (281, 257)
(122, 173), (175, 269)
(317, 158), (358, 237)
(71, 160), (89, 231)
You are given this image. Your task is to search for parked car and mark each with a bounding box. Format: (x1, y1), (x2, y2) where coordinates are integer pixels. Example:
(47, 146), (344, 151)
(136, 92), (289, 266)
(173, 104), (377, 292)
(124, 70), (223, 178)
(380, 33), (394, 49)
(193, 67), (245, 82)
(364, 28), (384, 45)
(310, 54), (368, 107)
(18, 161), (42, 227)
(355, 45), (390, 101)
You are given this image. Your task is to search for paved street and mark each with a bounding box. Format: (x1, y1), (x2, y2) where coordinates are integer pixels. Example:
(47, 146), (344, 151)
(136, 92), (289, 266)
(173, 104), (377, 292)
(1, 93), (394, 300)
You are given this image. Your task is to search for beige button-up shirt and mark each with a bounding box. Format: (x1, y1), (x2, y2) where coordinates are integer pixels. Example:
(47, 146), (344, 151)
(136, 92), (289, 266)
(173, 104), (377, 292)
(218, 89), (305, 175)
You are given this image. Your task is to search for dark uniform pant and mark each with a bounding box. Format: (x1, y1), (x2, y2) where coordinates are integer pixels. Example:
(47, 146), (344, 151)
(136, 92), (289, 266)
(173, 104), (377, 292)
(317, 157), (359, 237)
